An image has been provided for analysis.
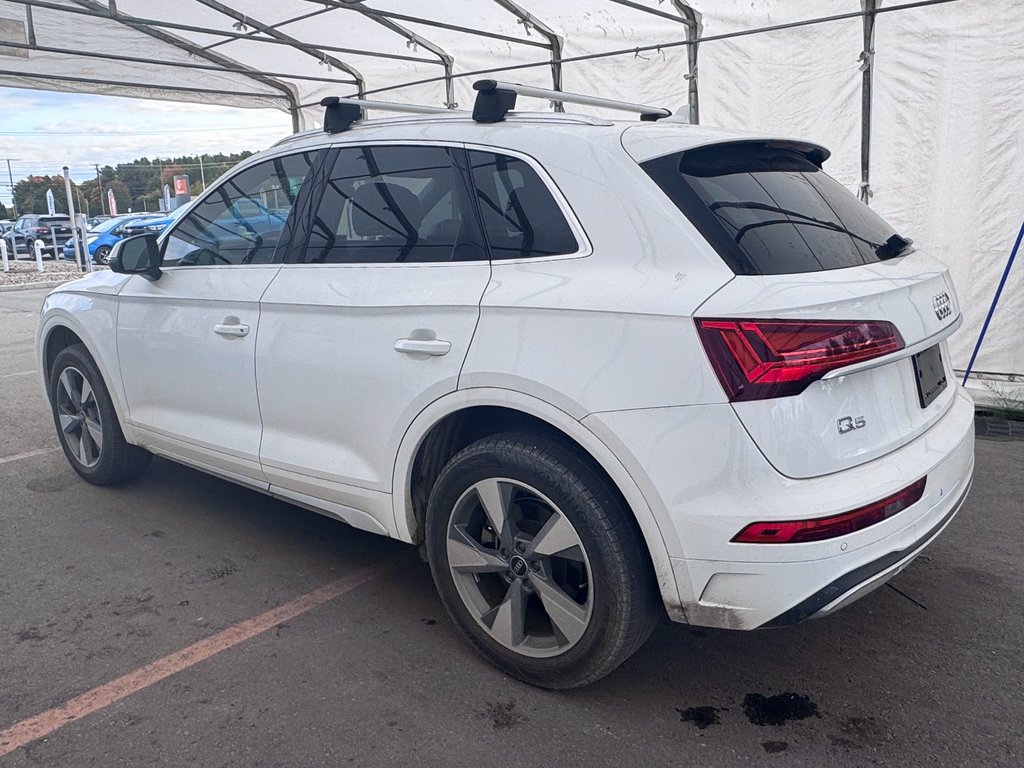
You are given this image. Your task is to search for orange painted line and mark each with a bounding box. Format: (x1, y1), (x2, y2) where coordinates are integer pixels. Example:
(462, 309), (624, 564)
(0, 560), (393, 758)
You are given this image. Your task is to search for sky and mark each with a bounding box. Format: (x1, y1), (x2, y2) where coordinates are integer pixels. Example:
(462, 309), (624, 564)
(0, 87), (293, 210)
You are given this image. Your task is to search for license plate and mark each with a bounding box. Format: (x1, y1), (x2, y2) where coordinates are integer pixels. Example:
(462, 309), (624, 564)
(912, 344), (947, 408)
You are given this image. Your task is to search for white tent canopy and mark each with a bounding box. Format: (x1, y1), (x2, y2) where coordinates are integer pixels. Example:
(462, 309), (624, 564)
(1, 0), (1021, 399)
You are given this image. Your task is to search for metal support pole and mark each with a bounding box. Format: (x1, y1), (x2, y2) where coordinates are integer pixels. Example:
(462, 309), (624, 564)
(671, 2), (703, 124)
(63, 166), (85, 272)
(859, 0), (879, 204)
(76, 213), (92, 273)
(199, 155), (207, 191)
(6, 159), (18, 217)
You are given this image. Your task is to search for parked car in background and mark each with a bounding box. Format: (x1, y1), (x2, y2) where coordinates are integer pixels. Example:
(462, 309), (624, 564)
(87, 215), (113, 228)
(61, 214), (173, 264)
(62, 215), (140, 264)
(0, 219), (13, 235)
(3, 214), (73, 258)
(118, 209), (183, 238)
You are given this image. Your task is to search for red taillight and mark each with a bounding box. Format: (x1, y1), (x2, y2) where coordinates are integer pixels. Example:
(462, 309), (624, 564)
(696, 318), (904, 401)
(732, 477), (927, 544)
(33, 227), (49, 234)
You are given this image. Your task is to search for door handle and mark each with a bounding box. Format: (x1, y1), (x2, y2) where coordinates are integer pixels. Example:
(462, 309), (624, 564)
(213, 322), (250, 338)
(394, 338), (451, 356)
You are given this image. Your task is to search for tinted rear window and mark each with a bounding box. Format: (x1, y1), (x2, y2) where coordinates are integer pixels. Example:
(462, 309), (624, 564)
(641, 142), (901, 275)
(468, 150), (579, 260)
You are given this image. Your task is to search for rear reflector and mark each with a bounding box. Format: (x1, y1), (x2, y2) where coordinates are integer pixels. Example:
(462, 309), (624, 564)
(696, 318), (904, 401)
(732, 477), (927, 544)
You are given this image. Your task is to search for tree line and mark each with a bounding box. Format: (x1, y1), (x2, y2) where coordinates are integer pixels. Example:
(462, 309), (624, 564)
(2, 151), (256, 219)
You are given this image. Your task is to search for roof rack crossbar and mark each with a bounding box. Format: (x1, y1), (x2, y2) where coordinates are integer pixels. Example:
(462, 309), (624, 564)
(472, 79), (671, 123)
(320, 96), (456, 133)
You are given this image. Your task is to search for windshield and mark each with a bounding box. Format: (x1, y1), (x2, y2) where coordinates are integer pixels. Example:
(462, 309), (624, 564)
(641, 142), (909, 275)
(89, 217), (125, 234)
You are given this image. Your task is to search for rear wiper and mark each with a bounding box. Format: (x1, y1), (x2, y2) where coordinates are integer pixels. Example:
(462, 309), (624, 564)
(875, 233), (914, 260)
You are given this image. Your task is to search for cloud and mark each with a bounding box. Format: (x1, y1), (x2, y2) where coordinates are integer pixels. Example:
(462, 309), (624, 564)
(0, 87), (293, 204)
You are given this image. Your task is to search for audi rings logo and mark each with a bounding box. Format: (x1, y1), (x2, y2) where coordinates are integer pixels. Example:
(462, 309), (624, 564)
(933, 292), (952, 321)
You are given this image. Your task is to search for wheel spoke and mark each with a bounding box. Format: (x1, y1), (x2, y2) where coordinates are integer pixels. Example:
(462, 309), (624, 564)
(84, 416), (103, 452)
(447, 525), (507, 574)
(483, 580), (528, 649)
(58, 412), (78, 434)
(527, 512), (583, 560)
(475, 479), (515, 545)
(79, 377), (94, 410)
(77, 430), (90, 465)
(531, 572), (589, 645)
(59, 369), (80, 405)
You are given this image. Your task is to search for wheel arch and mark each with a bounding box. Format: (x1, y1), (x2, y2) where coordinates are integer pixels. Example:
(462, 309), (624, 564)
(38, 306), (130, 428)
(392, 389), (682, 613)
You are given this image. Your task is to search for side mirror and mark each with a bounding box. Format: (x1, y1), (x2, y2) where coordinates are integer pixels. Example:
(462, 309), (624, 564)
(110, 233), (162, 281)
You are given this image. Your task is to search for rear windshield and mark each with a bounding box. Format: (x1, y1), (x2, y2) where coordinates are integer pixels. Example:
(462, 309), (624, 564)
(641, 142), (902, 275)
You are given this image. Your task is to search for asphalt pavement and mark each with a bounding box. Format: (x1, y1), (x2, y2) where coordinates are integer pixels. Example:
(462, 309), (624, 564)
(1, 287), (1021, 767)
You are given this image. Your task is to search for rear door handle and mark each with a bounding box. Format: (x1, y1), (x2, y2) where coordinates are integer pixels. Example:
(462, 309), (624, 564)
(394, 338), (451, 356)
(213, 322), (250, 338)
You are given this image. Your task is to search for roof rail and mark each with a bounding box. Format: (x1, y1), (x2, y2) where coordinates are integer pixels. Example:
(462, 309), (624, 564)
(320, 96), (454, 133)
(472, 80), (671, 123)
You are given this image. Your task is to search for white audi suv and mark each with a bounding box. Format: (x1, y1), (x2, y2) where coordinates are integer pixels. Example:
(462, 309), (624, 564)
(37, 85), (974, 688)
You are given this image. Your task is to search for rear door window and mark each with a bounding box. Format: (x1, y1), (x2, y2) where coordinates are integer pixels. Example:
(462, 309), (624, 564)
(468, 151), (579, 260)
(641, 142), (902, 275)
(302, 145), (485, 264)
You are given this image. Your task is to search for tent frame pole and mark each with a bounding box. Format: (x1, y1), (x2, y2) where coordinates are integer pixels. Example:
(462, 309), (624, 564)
(0, 39), (358, 87)
(63, 0), (304, 125)
(348, 10), (458, 109)
(192, 0), (366, 98)
(672, 2), (703, 124)
(605, 0), (702, 124)
(306, 0), (548, 50)
(490, 0), (564, 111)
(859, 0), (879, 204)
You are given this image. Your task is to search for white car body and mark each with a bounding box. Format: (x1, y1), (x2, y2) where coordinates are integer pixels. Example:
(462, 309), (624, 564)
(37, 111), (974, 636)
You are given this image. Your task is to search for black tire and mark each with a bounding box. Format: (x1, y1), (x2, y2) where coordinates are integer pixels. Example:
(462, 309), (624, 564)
(425, 432), (660, 689)
(48, 344), (151, 485)
(94, 245), (112, 265)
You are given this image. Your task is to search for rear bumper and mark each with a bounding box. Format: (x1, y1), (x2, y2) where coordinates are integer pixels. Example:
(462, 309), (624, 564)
(583, 385), (976, 630)
(763, 472), (972, 626)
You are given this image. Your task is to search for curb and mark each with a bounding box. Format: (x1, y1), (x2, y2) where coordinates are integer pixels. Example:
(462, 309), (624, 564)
(0, 279), (75, 293)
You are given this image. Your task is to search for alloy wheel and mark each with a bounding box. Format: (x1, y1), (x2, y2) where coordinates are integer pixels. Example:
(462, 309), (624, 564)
(55, 366), (103, 468)
(446, 478), (594, 658)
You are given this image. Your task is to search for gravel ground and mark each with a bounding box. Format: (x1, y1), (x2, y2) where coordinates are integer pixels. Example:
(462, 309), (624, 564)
(0, 258), (105, 288)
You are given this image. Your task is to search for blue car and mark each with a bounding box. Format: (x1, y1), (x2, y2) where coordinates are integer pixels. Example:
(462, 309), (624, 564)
(62, 214), (166, 265)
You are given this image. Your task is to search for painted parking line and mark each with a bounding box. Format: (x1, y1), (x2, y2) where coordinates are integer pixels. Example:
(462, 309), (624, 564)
(0, 559), (396, 758)
(0, 447), (59, 465)
(0, 370), (36, 379)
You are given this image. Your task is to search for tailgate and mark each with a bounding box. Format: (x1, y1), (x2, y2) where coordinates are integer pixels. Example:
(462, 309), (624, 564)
(698, 255), (961, 478)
